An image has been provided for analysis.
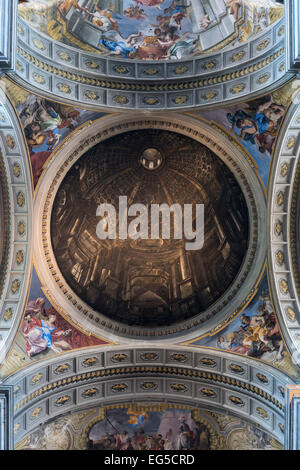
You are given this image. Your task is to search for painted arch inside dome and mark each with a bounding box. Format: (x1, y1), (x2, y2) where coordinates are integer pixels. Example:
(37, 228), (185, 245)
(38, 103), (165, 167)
(18, 0), (284, 61)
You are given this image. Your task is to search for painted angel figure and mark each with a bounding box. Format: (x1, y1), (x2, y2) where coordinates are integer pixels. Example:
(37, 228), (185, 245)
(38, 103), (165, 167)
(22, 311), (72, 357)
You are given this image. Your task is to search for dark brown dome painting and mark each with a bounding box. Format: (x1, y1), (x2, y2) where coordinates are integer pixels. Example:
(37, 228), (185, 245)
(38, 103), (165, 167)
(51, 130), (249, 327)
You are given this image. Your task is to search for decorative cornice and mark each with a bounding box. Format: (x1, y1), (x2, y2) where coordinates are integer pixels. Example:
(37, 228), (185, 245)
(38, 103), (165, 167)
(16, 45), (285, 94)
(14, 13), (287, 110)
(0, 150), (10, 301)
(7, 345), (288, 444)
(13, 365), (284, 414)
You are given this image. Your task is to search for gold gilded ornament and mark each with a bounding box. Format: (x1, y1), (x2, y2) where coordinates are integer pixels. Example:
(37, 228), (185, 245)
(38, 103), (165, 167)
(111, 383), (128, 392)
(31, 373), (43, 385)
(275, 250), (284, 266)
(256, 407), (269, 419)
(279, 279), (289, 295)
(229, 395), (244, 406)
(113, 95), (129, 105)
(286, 307), (296, 322)
(11, 279), (20, 294)
(17, 192), (25, 207)
(13, 163), (21, 177)
(16, 250), (24, 265)
(6, 135), (15, 149)
(4, 308), (13, 321)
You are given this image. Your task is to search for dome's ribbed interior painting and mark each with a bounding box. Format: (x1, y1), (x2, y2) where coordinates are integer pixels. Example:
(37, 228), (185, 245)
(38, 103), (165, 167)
(18, 0), (283, 60)
(51, 130), (249, 327)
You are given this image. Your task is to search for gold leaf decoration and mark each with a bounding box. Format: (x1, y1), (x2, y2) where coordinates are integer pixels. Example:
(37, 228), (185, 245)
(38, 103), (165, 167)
(204, 61), (216, 71)
(200, 388), (217, 398)
(256, 407), (269, 419)
(200, 357), (217, 367)
(16, 250), (24, 265)
(4, 308), (13, 321)
(278, 25), (285, 36)
(18, 221), (26, 236)
(279, 279), (289, 295)
(229, 395), (244, 406)
(16, 61), (24, 72)
(0, 113), (5, 122)
(17, 23), (24, 35)
(55, 395), (71, 406)
(232, 51), (245, 62)
(85, 91), (99, 101)
(111, 353), (128, 363)
(256, 373), (268, 384)
(287, 136), (295, 149)
(231, 84), (245, 95)
(280, 162), (289, 177)
(85, 61), (100, 70)
(286, 307), (296, 322)
(140, 352), (158, 361)
(55, 363), (70, 374)
(276, 191), (284, 206)
(275, 250), (284, 266)
(141, 382), (157, 391)
(229, 364), (244, 374)
(33, 73), (45, 85)
(257, 73), (271, 85)
(57, 83), (71, 94)
(6, 135), (15, 149)
(144, 68), (158, 76)
(202, 90), (217, 101)
(17, 191), (25, 207)
(82, 357), (98, 367)
(57, 51), (71, 62)
(11, 279), (20, 294)
(13, 163), (21, 177)
(274, 220), (283, 236)
(174, 65), (188, 74)
(279, 62), (285, 72)
(170, 353), (187, 363)
(111, 383), (128, 392)
(278, 386), (285, 397)
(14, 423), (20, 435)
(33, 38), (46, 51)
(257, 39), (270, 51)
(171, 383), (187, 392)
(143, 97), (159, 105)
(113, 65), (129, 75)
(113, 95), (129, 105)
(31, 373), (43, 385)
(172, 95), (188, 105)
(31, 407), (42, 419)
(82, 388), (98, 398)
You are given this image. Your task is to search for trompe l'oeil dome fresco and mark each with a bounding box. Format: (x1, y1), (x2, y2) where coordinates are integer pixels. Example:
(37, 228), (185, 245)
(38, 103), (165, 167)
(18, 0), (283, 61)
(51, 130), (249, 328)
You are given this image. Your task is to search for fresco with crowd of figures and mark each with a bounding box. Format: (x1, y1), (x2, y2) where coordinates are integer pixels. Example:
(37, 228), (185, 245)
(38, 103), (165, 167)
(18, 0), (284, 60)
(15, 404), (283, 450)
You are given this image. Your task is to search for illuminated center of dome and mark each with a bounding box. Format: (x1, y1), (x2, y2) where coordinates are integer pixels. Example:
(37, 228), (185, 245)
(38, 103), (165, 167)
(140, 148), (163, 171)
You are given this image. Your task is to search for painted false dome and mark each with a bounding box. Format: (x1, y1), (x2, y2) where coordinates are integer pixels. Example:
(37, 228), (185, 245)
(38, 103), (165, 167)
(18, 0), (284, 61)
(51, 130), (249, 328)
